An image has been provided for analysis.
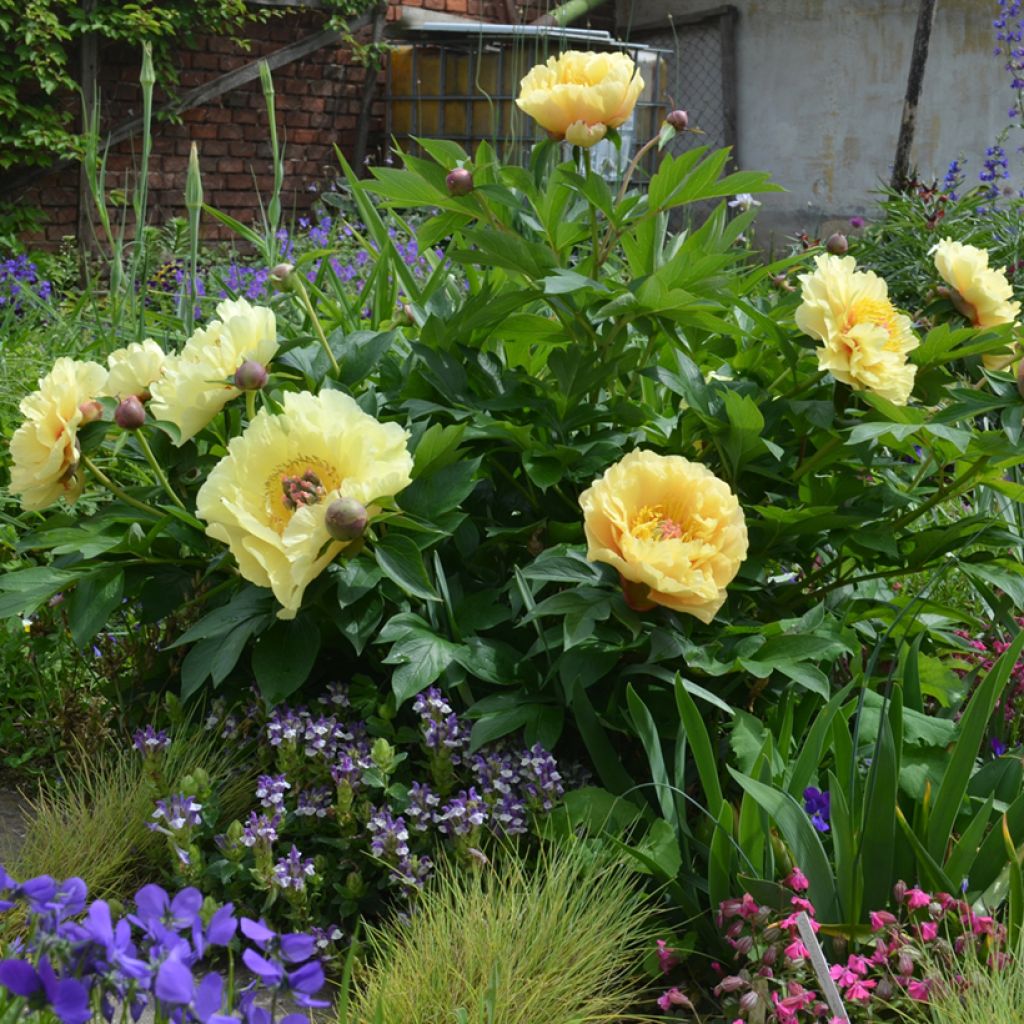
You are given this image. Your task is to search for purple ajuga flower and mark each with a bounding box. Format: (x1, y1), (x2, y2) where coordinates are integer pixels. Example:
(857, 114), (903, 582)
(272, 847), (315, 892)
(265, 707), (306, 747)
(132, 725), (170, 755)
(149, 795), (202, 836)
(435, 788), (488, 837)
(294, 787), (332, 818)
(519, 744), (564, 811)
(366, 806), (410, 861)
(470, 751), (520, 795)
(330, 755), (365, 793)
(413, 687), (467, 757)
(491, 791), (528, 835)
(803, 787), (831, 832)
(406, 781), (440, 833)
(240, 812), (280, 848)
(317, 682), (350, 708)
(302, 716), (337, 759)
(254, 775), (290, 810)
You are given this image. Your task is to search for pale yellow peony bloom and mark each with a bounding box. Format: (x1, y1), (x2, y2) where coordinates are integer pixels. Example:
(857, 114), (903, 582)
(196, 390), (413, 619)
(9, 357), (108, 512)
(580, 449), (748, 623)
(102, 339), (168, 399)
(516, 50), (644, 144)
(795, 253), (919, 406)
(150, 298), (277, 444)
(931, 237), (1021, 369)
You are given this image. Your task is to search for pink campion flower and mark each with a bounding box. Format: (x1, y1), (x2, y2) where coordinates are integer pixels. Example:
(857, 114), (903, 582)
(738, 892), (760, 919)
(917, 921), (938, 942)
(869, 910), (896, 931)
(790, 896), (815, 915)
(846, 954), (869, 976)
(907, 978), (933, 1002)
(656, 939), (680, 975)
(785, 866), (810, 892)
(785, 938), (810, 963)
(830, 964), (859, 988)
(905, 887), (931, 910)
(845, 979), (876, 1002)
(656, 987), (694, 1013)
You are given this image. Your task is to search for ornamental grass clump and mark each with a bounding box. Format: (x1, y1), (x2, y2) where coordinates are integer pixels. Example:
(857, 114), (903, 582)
(346, 842), (658, 1024)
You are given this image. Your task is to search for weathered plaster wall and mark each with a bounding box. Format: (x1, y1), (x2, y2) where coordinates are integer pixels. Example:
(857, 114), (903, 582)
(619, 0), (1007, 246)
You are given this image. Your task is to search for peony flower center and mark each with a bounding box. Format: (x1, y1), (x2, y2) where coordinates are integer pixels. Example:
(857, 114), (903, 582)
(266, 456), (341, 533)
(631, 504), (685, 542)
(845, 297), (897, 335)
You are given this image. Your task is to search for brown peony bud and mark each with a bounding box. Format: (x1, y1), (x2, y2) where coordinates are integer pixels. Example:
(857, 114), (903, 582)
(324, 497), (368, 541)
(234, 360), (268, 391)
(270, 263), (296, 292)
(665, 109), (689, 131)
(445, 168), (474, 196)
(825, 232), (849, 256)
(78, 399), (104, 424)
(114, 395), (146, 430)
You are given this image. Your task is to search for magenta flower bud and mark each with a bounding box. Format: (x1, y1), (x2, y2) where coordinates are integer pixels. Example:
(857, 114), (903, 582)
(270, 263), (296, 292)
(114, 395), (146, 431)
(445, 168), (474, 196)
(897, 952), (915, 976)
(665, 109), (689, 131)
(739, 991), (760, 1013)
(825, 232), (849, 256)
(732, 935), (754, 956)
(716, 974), (746, 994)
(324, 497), (368, 541)
(893, 881), (907, 903)
(234, 360), (268, 391)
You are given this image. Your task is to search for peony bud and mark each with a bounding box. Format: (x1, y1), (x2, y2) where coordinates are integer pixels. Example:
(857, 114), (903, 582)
(445, 168), (474, 196)
(825, 232), (849, 256)
(666, 109), (689, 131)
(114, 395), (146, 430)
(234, 360), (268, 391)
(78, 399), (104, 424)
(324, 497), (368, 541)
(270, 263), (296, 292)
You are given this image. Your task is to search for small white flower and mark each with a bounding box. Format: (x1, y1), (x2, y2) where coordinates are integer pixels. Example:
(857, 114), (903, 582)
(728, 193), (762, 211)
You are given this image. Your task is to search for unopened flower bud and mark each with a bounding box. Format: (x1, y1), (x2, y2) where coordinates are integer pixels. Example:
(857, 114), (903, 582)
(446, 168), (474, 196)
(324, 497), (368, 541)
(666, 109), (689, 131)
(825, 232), (849, 256)
(234, 360), (268, 391)
(115, 395), (146, 430)
(78, 399), (104, 424)
(270, 263), (296, 292)
(739, 991), (760, 1013)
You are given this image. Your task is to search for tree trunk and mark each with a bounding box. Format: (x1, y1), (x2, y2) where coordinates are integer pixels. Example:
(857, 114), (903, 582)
(890, 0), (938, 191)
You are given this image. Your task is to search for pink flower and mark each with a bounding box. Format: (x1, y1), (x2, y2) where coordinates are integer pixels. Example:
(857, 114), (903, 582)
(905, 887), (931, 910)
(869, 910), (896, 931)
(785, 867), (810, 892)
(907, 978), (933, 1002)
(917, 921), (938, 942)
(830, 964), (859, 988)
(790, 896), (815, 915)
(657, 939), (680, 975)
(846, 954), (869, 976)
(656, 987), (694, 1013)
(785, 939), (810, 963)
(845, 980), (876, 1002)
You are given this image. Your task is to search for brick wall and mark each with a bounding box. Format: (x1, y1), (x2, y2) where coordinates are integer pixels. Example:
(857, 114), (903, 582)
(5, 0), (613, 249)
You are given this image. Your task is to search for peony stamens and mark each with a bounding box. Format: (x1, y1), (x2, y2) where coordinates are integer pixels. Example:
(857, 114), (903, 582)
(281, 468), (326, 511)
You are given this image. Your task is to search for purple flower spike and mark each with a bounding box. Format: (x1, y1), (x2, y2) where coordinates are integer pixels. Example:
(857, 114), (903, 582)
(803, 786), (831, 832)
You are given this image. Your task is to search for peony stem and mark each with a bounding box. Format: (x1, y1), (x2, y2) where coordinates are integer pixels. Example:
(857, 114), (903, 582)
(246, 389), (257, 422)
(82, 455), (160, 517)
(293, 276), (341, 376)
(135, 430), (188, 511)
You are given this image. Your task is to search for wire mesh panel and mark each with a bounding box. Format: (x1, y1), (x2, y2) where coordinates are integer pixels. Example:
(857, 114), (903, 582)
(385, 28), (669, 172)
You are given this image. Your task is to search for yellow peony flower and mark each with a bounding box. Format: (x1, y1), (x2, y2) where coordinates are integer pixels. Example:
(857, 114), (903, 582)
(150, 298), (277, 444)
(102, 339), (168, 399)
(9, 357), (108, 512)
(580, 449), (748, 623)
(196, 390), (413, 619)
(516, 50), (644, 145)
(931, 237), (1021, 369)
(795, 253), (919, 406)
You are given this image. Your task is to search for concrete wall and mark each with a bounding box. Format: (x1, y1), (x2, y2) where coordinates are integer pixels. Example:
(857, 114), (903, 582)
(618, 0), (1008, 246)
